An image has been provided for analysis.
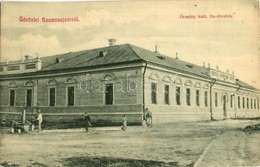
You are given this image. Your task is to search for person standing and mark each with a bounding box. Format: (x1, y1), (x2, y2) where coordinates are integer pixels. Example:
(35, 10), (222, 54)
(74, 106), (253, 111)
(121, 114), (127, 131)
(143, 108), (148, 126)
(84, 112), (91, 132)
(21, 108), (26, 124)
(145, 108), (152, 127)
(37, 110), (43, 131)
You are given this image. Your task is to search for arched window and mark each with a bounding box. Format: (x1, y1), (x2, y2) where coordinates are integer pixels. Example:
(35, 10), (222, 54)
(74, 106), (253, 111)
(8, 82), (17, 107)
(24, 80), (34, 107)
(103, 74), (115, 105)
(65, 77), (77, 106)
(47, 79), (57, 106)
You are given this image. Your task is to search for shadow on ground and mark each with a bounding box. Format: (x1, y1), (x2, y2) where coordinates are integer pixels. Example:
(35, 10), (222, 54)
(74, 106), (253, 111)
(244, 124), (260, 134)
(63, 156), (184, 167)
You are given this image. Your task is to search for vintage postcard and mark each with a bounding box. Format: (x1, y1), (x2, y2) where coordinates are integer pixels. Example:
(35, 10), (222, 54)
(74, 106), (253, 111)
(0, 0), (259, 166)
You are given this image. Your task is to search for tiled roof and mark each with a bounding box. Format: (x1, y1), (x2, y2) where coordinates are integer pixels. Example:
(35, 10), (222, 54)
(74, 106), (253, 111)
(40, 44), (140, 71)
(236, 79), (257, 90)
(129, 44), (209, 78)
(39, 44), (209, 78)
(1, 43), (257, 90)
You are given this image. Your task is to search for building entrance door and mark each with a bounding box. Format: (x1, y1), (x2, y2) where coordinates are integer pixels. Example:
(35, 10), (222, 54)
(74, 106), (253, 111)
(223, 95), (227, 119)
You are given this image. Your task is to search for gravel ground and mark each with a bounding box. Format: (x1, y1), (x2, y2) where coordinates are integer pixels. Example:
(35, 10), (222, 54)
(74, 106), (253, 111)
(0, 120), (259, 167)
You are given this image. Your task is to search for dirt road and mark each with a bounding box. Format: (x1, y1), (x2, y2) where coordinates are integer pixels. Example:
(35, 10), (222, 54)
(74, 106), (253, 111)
(0, 120), (259, 167)
(194, 130), (260, 167)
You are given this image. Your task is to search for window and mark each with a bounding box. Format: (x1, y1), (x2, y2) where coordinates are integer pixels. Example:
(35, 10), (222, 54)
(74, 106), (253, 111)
(105, 84), (113, 105)
(0, 66), (3, 72)
(186, 88), (191, 106)
(9, 90), (15, 106)
(151, 83), (157, 104)
(49, 88), (56, 106)
(164, 85), (169, 105)
(196, 90), (200, 106)
(25, 63), (36, 69)
(67, 87), (74, 106)
(250, 98), (253, 109)
(247, 98), (249, 109)
(254, 99), (256, 109)
(215, 93), (218, 107)
(7, 66), (20, 71)
(176, 87), (181, 105)
(204, 91), (208, 107)
(230, 95), (233, 108)
(238, 96), (240, 109)
(26, 89), (32, 107)
(242, 97), (245, 109)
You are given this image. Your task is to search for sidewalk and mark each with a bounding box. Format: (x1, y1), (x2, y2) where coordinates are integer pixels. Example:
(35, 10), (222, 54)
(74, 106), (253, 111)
(198, 119), (259, 128)
(39, 126), (141, 133)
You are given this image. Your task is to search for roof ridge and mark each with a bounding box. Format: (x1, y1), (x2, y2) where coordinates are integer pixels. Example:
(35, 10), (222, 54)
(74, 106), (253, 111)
(41, 45), (110, 60)
(128, 43), (205, 68)
(126, 44), (144, 61)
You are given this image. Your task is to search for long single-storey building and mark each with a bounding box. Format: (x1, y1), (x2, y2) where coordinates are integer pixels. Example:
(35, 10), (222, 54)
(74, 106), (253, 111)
(0, 39), (259, 126)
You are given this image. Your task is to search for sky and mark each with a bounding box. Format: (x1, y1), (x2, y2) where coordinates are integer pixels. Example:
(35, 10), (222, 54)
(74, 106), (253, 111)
(1, 0), (260, 88)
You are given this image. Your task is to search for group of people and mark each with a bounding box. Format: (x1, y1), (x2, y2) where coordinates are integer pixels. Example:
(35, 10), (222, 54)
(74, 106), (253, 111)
(21, 108), (43, 131)
(121, 108), (153, 131)
(21, 108), (152, 132)
(84, 108), (152, 132)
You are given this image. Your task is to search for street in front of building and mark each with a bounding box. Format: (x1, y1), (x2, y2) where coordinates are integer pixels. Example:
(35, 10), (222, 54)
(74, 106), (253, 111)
(0, 119), (259, 167)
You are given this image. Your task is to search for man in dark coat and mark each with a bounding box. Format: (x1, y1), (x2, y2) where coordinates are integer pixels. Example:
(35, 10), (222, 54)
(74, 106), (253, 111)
(84, 112), (92, 132)
(144, 108), (152, 127)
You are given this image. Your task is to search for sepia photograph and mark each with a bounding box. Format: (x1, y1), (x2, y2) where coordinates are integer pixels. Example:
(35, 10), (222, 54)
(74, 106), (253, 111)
(0, 0), (259, 166)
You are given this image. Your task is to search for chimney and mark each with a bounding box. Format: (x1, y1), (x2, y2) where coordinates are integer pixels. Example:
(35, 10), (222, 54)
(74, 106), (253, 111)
(208, 63), (210, 68)
(216, 65), (219, 70)
(175, 52), (179, 59)
(203, 62), (205, 67)
(155, 45), (158, 53)
(24, 55), (29, 60)
(226, 69), (229, 73)
(108, 39), (116, 46)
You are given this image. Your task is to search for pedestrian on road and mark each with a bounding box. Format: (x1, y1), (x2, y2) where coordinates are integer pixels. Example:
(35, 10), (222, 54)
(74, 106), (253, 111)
(37, 110), (43, 131)
(121, 114), (127, 131)
(84, 112), (92, 132)
(144, 108), (152, 127)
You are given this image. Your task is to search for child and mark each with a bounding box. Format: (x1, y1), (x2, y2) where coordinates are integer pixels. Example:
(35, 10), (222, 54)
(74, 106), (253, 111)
(121, 114), (127, 131)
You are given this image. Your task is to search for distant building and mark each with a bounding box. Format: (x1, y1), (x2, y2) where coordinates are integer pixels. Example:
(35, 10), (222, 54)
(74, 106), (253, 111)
(0, 40), (259, 125)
